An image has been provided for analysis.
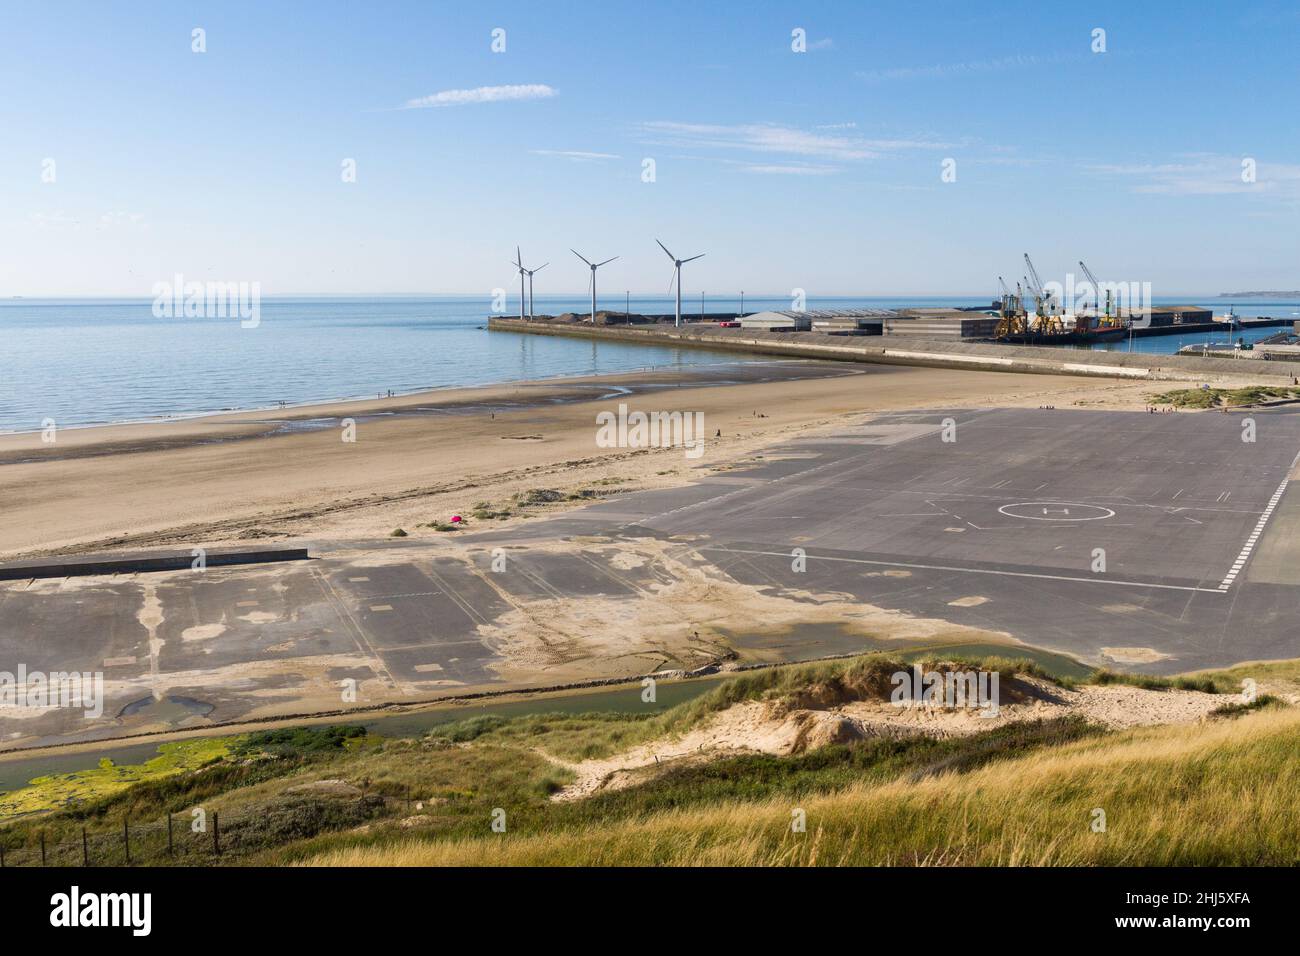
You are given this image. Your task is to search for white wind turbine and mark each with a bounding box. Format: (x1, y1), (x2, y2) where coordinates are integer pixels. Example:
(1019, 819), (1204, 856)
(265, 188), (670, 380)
(571, 249), (618, 323)
(656, 239), (705, 328)
(511, 246), (527, 320)
(513, 249), (548, 319)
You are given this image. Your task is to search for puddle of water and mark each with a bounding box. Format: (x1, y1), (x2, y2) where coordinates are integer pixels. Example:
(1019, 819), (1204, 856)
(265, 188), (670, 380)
(268, 417), (342, 434)
(720, 624), (1091, 680)
(896, 642), (1092, 680)
(0, 741), (165, 794)
(361, 676), (724, 739)
(720, 622), (889, 658)
(116, 695), (216, 722)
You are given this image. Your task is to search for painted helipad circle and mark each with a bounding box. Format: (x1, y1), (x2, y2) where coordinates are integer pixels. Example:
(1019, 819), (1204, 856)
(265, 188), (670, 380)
(998, 502), (1116, 522)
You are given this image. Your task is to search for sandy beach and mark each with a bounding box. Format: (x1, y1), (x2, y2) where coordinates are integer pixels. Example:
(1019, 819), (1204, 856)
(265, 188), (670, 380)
(0, 360), (1161, 560)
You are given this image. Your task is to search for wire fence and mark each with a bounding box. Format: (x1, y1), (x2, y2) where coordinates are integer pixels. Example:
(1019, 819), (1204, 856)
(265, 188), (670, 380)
(0, 790), (394, 867)
(2, 811), (228, 867)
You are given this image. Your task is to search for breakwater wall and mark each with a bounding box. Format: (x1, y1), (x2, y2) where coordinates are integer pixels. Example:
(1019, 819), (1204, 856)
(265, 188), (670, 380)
(487, 317), (1300, 385)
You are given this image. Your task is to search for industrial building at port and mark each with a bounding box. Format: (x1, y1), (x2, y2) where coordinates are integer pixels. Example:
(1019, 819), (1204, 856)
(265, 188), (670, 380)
(739, 307), (998, 337)
(505, 302), (1270, 345)
(736, 304), (1213, 339)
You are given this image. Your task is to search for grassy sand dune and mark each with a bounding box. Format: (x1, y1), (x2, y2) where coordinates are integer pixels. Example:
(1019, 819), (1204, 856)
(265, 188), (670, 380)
(303, 705), (1299, 866)
(2, 653), (1293, 867)
(1151, 385), (1300, 409)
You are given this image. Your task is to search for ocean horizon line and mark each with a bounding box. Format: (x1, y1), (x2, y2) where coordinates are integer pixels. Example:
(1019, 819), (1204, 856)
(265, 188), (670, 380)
(3, 291), (1281, 303)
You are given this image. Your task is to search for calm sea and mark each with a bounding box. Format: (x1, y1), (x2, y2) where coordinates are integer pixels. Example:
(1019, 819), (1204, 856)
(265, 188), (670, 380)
(2, 295), (1296, 433)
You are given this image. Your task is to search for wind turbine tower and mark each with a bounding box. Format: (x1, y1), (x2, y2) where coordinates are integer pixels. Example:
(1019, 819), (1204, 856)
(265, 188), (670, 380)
(515, 251), (548, 319)
(571, 249), (618, 323)
(511, 247), (527, 320)
(656, 239), (705, 328)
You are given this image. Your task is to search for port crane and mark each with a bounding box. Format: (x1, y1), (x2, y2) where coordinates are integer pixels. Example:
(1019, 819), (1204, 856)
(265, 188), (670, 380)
(1023, 253), (1064, 335)
(1077, 260), (1106, 319)
(994, 276), (1029, 337)
(1077, 260), (1124, 330)
(998, 276), (1015, 311)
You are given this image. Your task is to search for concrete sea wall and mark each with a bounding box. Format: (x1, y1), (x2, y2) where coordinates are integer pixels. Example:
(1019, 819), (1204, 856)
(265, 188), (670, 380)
(487, 317), (1299, 385)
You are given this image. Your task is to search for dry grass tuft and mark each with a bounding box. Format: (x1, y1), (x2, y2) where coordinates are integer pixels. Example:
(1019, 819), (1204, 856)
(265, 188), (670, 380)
(301, 707), (1300, 867)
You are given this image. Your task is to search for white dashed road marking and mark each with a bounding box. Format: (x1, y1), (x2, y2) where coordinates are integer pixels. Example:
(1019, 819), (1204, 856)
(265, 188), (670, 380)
(1219, 478), (1290, 591)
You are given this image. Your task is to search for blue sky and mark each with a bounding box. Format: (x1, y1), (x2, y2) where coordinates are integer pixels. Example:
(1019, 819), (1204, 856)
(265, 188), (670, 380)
(1, 0), (1297, 297)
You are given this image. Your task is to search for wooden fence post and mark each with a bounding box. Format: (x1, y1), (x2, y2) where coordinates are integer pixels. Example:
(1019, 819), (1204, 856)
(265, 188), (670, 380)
(40, 832), (46, 866)
(82, 828), (89, 866)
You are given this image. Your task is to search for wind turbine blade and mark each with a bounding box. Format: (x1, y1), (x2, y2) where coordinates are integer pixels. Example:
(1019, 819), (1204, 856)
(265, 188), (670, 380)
(655, 239), (675, 261)
(595, 256), (619, 267)
(667, 266), (678, 295)
(535, 263), (548, 272)
(570, 249), (593, 267)
(681, 253), (705, 264)
(588, 271), (594, 296)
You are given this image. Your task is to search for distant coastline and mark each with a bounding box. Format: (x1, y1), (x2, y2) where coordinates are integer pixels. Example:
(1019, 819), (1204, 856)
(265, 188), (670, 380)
(1218, 291), (1300, 298)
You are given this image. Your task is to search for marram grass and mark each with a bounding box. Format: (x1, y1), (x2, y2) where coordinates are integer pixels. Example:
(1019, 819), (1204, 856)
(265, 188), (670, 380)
(301, 707), (1300, 867)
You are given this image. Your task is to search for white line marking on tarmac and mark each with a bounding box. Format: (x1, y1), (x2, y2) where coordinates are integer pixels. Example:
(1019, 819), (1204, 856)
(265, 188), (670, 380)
(701, 547), (1226, 594)
(998, 502), (1116, 522)
(870, 486), (1264, 516)
(1219, 478), (1290, 590)
(361, 591), (440, 601)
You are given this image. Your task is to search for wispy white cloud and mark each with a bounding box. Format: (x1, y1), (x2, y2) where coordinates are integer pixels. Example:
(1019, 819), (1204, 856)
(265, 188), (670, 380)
(637, 120), (952, 162)
(98, 211), (147, 229)
(808, 37), (834, 51)
(27, 210), (147, 231)
(741, 164), (838, 176)
(29, 211), (81, 229)
(1086, 154), (1300, 199)
(402, 84), (557, 109)
(530, 149), (620, 162)
(857, 52), (1074, 82)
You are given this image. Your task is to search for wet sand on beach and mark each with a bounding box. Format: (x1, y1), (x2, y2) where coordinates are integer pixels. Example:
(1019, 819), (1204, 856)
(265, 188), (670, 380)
(0, 361), (1157, 559)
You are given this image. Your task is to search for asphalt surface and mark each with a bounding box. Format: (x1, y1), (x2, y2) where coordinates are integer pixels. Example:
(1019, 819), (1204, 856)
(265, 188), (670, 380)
(502, 406), (1300, 671)
(3, 405), (1298, 746)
